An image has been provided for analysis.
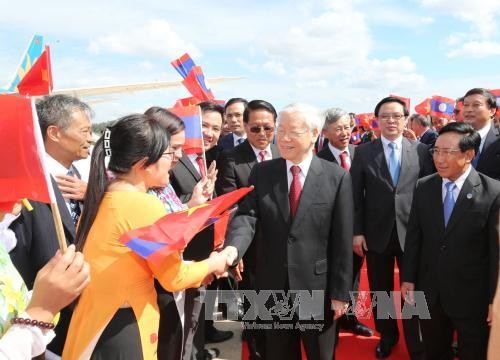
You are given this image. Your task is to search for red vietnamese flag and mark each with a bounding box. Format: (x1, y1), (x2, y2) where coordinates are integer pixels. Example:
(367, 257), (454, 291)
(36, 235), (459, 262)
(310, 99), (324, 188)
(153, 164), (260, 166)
(356, 113), (374, 128)
(415, 98), (431, 115)
(119, 187), (253, 264)
(390, 94), (411, 111)
(17, 46), (53, 96)
(490, 89), (500, 117)
(0, 94), (55, 211)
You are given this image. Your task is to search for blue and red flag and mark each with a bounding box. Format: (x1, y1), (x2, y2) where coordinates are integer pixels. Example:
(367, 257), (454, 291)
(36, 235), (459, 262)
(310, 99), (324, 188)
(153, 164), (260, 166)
(171, 53), (196, 79)
(490, 89), (500, 117)
(119, 187), (253, 264)
(169, 106), (203, 154)
(182, 66), (214, 101)
(430, 95), (455, 119)
(370, 118), (380, 130)
(350, 131), (362, 145)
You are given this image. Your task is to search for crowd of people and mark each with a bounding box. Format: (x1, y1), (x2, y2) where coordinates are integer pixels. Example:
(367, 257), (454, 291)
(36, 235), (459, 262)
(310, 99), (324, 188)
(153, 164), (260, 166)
(0, 88), (499, 360)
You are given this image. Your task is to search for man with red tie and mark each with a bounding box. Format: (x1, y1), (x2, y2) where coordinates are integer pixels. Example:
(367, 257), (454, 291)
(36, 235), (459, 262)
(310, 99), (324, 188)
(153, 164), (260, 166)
(222, 103), (354, 359)
(317, 108), (374, 338)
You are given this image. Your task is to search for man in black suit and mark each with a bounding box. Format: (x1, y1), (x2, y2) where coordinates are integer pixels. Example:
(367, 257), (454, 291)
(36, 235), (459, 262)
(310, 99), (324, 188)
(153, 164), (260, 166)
(8, 94), (93, 355)
(218, 98), (248, 150)
(216, 99), (280, 359)
(462, 88), (500, 180)
(408, 114), (438, 146)
(169, 101), (232, 360)
(317, 107), (373, 339)
(350, 96), (435, 359)
(401, 122), (500, 359)
(222, 103), (353, 359)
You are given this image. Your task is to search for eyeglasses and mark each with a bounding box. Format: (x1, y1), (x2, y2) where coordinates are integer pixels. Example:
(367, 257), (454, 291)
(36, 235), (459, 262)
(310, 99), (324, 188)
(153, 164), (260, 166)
(161, 151), (176, 160)
(429, 148), (462, 157)
(276, 128), (309, 139)
(249, 126), (275, 134)
(379, 114), (405, 121)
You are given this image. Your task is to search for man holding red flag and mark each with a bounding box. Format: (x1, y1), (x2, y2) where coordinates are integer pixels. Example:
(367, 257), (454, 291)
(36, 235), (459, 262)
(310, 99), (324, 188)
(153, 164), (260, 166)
(7, 94), (93, 356)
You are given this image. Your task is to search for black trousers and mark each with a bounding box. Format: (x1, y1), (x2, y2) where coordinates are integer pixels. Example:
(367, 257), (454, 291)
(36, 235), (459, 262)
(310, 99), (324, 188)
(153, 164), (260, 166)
(91, 308), (143, 359)
(365, 227), (424, 360)
(420, 299), (489, 360)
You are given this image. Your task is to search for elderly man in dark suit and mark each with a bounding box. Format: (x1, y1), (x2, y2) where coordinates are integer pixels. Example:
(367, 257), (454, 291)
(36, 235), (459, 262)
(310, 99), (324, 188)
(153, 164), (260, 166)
(216, 99), (280, 359)
(408, 114), (438, 146)
(8, 94), (93, 356)
(462, 88), (500, 180)
(317, 108), (373, 339)
(222, 103), (353, 360)
(350, 96), (435, 359)
(401, 122), (500, 360)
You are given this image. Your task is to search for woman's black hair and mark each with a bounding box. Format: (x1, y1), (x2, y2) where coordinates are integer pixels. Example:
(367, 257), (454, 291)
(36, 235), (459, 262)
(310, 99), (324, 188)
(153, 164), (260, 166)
(75, 113), (170, 250)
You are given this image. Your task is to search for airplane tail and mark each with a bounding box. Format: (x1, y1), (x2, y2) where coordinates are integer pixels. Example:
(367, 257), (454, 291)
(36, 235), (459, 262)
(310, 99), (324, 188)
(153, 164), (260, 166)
(0, 34), (43, 93)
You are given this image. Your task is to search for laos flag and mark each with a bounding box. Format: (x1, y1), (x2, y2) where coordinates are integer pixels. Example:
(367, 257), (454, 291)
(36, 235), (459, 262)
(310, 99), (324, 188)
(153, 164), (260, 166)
(169, 106), (203, 155)
(171, 53), (196, 79)
(430, 95), (455, 119)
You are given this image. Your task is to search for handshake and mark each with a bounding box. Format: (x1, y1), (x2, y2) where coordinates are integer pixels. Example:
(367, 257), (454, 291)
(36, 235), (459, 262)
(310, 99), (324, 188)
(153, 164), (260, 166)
(202, 246), (239, 285)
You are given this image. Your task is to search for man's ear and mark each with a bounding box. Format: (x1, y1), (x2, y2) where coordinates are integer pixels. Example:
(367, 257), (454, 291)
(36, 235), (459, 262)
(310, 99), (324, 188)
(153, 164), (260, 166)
(465, 148), (475, 163)
(46, 125), (61, 142)
(311, 127), (319, 144)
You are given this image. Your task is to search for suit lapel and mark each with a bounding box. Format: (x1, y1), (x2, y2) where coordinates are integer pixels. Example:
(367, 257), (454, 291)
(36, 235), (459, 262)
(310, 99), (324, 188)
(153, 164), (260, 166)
(348, 143), (356, 161)
(271, 158), (290, 224)
(397, 138), (419, 190)
(270, 144), (281, 159)
(241, 141), (257, 172)
(444, 169), (481, 235)
(372, 139), (394, 190)
(477, 126), (499, 167)
(292, 156), (322, 227)
(179, 154), (202, 182)
(428, 175), (446, 238)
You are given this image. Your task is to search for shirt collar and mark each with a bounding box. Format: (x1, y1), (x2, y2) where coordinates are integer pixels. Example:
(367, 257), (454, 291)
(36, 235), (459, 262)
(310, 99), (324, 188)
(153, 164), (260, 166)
(44, 152), (71, 176)
(476, 121), (492, 140)
(285, 151), (314, 177)
(327, 142), (349, 157)
(249, 143), (271, 158)
(442, 165), (472, 190)
(381, 134), (403, 149)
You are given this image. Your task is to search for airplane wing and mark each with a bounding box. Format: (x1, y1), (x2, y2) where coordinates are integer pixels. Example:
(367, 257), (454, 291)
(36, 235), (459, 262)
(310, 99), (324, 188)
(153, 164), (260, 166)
(49, 76), (242, 97)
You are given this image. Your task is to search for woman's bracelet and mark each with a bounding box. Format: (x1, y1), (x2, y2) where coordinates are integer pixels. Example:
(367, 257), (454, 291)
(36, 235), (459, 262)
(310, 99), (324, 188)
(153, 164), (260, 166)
(10, 317), (55, 329)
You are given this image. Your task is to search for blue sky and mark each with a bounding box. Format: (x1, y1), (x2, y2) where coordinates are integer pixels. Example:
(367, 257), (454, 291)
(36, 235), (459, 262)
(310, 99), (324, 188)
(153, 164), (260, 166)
(1, 0), (499, 123)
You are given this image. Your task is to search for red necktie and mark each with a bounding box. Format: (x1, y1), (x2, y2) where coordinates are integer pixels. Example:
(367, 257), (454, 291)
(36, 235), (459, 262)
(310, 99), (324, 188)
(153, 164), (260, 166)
(339, 151), (350, 171)
(195, 156), (206, 177)
(259, 151), (266, 162)
(289, 165), (302, 219)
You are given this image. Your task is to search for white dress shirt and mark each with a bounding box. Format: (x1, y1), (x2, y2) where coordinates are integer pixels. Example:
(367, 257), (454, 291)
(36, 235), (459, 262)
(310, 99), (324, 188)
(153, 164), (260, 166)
(187, 153), (203, 176)
(441, 165), (472, 203)
(327, 143), (351, 167)
(380, 135), (403, 167)
(476, 122), (492, 154)
(250, 144), (272, 162)
(286, 152), (313, 191)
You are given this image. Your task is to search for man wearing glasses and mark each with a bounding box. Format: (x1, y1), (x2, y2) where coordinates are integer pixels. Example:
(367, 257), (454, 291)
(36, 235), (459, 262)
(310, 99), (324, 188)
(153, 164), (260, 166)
(350, 96), (434, 359)
(401, 122), (500, 360)
(216, 99), (280, 359)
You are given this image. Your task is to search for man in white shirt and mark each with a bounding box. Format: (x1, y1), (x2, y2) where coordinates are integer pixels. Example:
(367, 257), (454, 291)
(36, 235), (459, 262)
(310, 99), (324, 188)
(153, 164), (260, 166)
(461, 88), (500, 180)
(9, 94), (93, 357)
(218, 98), (248, 150)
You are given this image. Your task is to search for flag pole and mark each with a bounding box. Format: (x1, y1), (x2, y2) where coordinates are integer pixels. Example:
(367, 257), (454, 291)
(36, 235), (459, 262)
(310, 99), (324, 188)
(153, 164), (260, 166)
(198, 105), (208, 177)
(50, 203), (68, 252)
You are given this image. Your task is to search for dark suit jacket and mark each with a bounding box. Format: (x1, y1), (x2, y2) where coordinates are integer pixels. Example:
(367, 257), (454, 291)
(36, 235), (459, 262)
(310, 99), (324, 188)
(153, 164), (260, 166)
(9, 177), (75, 355)
(218, 133), (236, 151)
(169, 153), (215, 261)
(316, 143), (356, 165)
(350, 138), (435, 253)
(419, 128), (438, 146)
(401, 169), (500, 318)
(215, 140), (280, 195)
(225, 156), (353, 303)
(476, 125), (500, 180)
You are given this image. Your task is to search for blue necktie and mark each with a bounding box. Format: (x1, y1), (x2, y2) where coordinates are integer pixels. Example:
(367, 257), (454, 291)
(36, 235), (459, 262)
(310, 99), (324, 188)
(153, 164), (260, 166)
(388, 142), (400, 186)
(237, 138), (244, 145)
(443, 182), (456, 227)
(67, 166), (81, 226)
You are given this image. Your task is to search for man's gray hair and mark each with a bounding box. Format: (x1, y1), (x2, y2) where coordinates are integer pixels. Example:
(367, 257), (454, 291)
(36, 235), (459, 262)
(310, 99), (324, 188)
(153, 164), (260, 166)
(36, 94), (93, 140)
(408, 113), (431, 128)
(277, 103), (322, 131)
(323, 107), (349, 129)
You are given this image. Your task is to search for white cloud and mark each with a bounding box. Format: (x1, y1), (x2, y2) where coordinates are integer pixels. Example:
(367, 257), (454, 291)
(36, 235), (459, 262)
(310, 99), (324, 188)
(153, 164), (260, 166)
(447, 41), (500, 58)
(263, 60), (286, 76)
(88, 19), (200, 59)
